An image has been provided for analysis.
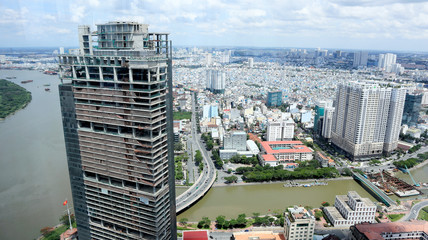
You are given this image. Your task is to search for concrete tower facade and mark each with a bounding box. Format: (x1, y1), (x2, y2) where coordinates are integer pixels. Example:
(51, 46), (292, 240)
(58, 22), (176, 240)
(331, 82), (406, 160)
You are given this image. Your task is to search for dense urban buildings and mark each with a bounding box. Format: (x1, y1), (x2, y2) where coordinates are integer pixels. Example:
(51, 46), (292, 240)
(350, 221), (428, 240)
(58, 22), (176, 239)
(284, 206), (315, 240)
(331, 82), (406, 160)
(323, 191), (376, 227)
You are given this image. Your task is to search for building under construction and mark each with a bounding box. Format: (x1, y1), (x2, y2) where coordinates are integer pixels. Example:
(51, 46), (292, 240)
(368, 171), (421, 197)
(58, 22), (176, 239)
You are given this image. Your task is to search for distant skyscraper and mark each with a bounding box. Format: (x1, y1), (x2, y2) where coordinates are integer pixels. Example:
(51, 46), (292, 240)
(58, 22), (176, 239)
(322, 107), (335, 140)
(248, 57), (254, 68)
(353, 51), (368, 68)
(378, 53), (396, 71)
(206, 69), (225, 94)
(331, 82), (406, 160)
(402, 93), (422, 127)
(313, 100), (333, 136)
(267, 91), (282, 107)
(205, 53), (212, 66)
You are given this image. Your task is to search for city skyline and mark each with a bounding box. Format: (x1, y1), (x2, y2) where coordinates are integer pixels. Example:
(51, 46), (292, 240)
(2, 0), (428, 51)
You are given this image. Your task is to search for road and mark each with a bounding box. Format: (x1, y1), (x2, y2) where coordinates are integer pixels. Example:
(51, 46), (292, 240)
(335, 145), (428, 174)
(401, 199), (428, 221)
(176, 92), (216, 213)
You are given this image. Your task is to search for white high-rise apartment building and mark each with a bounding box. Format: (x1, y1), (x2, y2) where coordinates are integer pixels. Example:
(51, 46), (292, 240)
(248, 57), (254, 68)
(353, 51), (368, 67)
(322, 107), (335, 140)
(324, 191), (376, 227)
(266, 119), (295, 141)
(378, 53), (397, 71)
(205, 53), (212, 66)
(331, 82), (406, 160)
(206, 69), (225, 94)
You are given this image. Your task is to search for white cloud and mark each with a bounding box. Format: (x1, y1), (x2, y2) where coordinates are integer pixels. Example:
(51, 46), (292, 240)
(1, 0), (428, 50)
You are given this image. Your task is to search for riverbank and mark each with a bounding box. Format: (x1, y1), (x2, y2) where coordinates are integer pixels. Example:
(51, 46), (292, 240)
(0, 79), (32, 119)
(392, 159), (428, 178)
(213, 176), (353, 187)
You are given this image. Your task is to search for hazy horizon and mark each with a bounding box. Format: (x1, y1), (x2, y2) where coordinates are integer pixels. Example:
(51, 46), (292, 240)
(2, 0), (428, 52)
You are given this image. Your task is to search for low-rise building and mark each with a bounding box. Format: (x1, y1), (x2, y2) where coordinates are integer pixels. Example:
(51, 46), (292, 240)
(183, 230), (209, 240)
(260, 141), (313, 167)
(285, 206), (315, 240)
(323, 191), (376, 227)
(349, 221), (428, 240)
(315, 151), (334, 167)
(233, 231), (285, 240)
(246, 140), (260, 155)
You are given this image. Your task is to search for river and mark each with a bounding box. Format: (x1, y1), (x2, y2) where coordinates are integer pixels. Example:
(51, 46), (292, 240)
(0, 69), (427, 239)
(0, 70), (71, 240)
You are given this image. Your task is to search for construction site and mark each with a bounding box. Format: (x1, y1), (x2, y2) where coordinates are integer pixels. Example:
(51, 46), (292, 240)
(368, 171), (422, 197)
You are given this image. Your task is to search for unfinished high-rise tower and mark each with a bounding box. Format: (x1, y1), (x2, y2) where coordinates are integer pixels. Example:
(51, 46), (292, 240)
(58, 22), (176, 239)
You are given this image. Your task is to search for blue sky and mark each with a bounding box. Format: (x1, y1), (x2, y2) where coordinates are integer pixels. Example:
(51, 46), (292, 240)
(1, 0), (428, 51)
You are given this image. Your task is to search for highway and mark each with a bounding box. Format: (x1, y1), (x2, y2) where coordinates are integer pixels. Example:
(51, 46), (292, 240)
(176, 92), (216, 213)
(401, 200), (428, 221)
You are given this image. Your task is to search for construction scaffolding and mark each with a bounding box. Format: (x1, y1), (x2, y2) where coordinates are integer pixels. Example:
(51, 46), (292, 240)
(368, 171), (422, 198)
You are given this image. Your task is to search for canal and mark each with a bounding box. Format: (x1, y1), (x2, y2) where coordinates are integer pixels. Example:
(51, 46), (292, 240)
(177, 179), (376, 221)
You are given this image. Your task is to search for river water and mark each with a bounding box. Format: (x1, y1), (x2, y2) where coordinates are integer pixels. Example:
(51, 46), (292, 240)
(0, 70), (71, 240)
(0, 69), (427, 239)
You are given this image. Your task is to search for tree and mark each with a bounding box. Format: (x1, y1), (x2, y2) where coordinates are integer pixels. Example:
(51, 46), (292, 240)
(60, 213), (75, 227)
(206, 140), (213, 150)
(224, 175), (238, 183)
(229, 219), (237, 227)
(216, 215), (226, 229)
(195, 150), (203, 165)
(236, 214), (247, 227)
(314, 210), (323, 221)
(252, 212), (260, 218)
(197, 217), (211, 228)
(342, 168), (352, 176)
(174, 142), (184, 151)
(179, 218), (188, 226)
(321, 201), (330, 207)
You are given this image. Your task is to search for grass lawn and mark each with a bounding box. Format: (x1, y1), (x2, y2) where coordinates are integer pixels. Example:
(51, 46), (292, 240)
(387, 214), (405, 222)
(418, 207), (428, 221)
(173, 111), (192, 120)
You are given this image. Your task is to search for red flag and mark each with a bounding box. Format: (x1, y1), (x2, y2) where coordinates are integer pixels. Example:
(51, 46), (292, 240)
(63, 200), (68, 206)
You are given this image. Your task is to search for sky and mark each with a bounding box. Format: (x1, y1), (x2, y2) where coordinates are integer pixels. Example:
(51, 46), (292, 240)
(1, 0), (428, 52)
